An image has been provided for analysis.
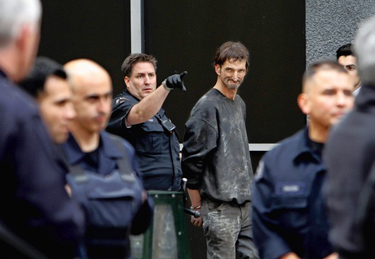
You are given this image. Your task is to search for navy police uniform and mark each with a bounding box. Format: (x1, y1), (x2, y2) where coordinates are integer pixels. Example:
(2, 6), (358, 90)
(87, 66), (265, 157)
(0, 69), (85, 258)
(107, 90), (182, 191)
(63, 131), (153, 259)
(252, 127), (333, 259)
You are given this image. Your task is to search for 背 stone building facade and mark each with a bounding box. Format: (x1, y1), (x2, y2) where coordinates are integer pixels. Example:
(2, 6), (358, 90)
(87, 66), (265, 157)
(306, 0), (375, 66)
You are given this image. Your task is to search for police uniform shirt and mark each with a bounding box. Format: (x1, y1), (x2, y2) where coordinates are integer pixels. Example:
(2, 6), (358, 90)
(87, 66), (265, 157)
(0, 69), (85, 258)
(252, 127), (332, 259)
(107, 90), (182, 191)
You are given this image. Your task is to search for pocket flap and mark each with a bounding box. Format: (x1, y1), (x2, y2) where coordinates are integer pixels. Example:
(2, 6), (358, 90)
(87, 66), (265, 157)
(141, 119), (164, 132)
(84, 172), (136, 199)
(271, 196), (308, 210)
(87, 186), (135, 200)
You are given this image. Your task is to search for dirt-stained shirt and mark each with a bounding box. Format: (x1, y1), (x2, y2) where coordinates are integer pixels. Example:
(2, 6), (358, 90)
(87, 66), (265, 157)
(181, 88), (253, 204)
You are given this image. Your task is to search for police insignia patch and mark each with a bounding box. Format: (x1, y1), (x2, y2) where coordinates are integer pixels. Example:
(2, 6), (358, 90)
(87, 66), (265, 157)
(115, 97), (128, 104)
(255, 160), (264, 181)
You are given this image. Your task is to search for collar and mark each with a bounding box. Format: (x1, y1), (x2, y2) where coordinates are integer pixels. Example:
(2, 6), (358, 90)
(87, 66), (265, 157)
(211, 88), (238, 102)
(291, 127), (321, 163)
(0, 68), (8, 79)
(353, 85), (362, 97)
(354, 84), (375, 107)
(64, 131), (123, 165)
(123, 89), (140, 102)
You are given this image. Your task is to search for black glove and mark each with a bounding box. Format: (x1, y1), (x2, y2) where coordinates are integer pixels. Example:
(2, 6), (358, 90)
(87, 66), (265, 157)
(162, 71), (187, 92)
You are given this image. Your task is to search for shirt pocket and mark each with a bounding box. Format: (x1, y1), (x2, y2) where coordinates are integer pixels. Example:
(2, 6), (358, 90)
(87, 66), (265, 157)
(136, 120), (165, 154)
(270, 194), (309, 230)
(270, 195), (308, 210)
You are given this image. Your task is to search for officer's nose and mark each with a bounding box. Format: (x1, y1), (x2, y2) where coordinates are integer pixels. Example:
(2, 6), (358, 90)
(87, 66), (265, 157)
(145, 75), (151, 85)
(66, 103), (76, 120)
(98, 97), (111, 113)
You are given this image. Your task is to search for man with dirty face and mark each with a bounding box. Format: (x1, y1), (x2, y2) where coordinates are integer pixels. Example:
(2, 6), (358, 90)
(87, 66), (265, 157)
(182, 41), (258, 259)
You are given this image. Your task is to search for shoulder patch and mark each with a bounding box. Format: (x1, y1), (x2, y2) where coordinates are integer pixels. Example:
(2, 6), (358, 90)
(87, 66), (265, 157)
(115, 97), (128, 105)
(254, 160), (264, 181)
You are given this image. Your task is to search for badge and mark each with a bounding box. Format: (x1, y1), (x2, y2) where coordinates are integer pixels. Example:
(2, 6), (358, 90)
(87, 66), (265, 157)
(254, 160), (264, 181)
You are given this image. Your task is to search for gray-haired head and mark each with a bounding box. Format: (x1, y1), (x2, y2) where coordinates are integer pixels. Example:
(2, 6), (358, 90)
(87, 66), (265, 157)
(0, 0), (42, 48)
(354, 16), (375, 84)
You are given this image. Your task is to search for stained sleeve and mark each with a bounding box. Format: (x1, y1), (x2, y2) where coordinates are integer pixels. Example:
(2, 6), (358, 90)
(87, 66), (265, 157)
(181, 117), (218, 189)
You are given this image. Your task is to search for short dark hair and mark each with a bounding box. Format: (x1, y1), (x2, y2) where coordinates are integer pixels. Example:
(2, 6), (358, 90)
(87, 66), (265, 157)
(336, 43), (355, 60)
(213, 41), (250, 69)
(19, 56), (67, 98)
(303, 60), (348, 89)
(121, 53), (157, 78)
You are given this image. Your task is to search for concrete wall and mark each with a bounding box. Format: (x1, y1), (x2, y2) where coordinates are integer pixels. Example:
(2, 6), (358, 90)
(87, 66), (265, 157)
(306, 0), (375, 66)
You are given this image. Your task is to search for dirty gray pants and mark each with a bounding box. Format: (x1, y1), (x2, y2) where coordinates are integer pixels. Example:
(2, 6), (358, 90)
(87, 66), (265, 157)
(201, 200), (259, 259)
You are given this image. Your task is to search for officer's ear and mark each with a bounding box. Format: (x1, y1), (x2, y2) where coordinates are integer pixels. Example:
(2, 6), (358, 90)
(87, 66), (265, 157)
(124, 77), (130, 88)
(297, 93), (311, 115)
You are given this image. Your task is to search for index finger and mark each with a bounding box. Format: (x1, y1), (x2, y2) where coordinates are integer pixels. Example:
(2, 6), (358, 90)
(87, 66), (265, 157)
(179, 71), (188, 79)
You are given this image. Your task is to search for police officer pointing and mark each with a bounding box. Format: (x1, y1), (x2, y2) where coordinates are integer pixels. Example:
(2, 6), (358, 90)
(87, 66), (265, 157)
(107, 53), (187, 191)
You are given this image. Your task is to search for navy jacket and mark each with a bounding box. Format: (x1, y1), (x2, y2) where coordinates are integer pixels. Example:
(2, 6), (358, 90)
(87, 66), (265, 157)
(63, 132), (153, 258)
(252, 128), (333, 259)
(0, 69), (85, 258)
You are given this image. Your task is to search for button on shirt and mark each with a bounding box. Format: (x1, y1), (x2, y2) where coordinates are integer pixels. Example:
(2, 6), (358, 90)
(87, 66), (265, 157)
(252, 127), (332, 259)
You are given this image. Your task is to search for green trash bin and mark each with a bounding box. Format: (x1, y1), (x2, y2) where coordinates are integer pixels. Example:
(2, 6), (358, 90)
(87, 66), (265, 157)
(131, 191), (191, 259)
